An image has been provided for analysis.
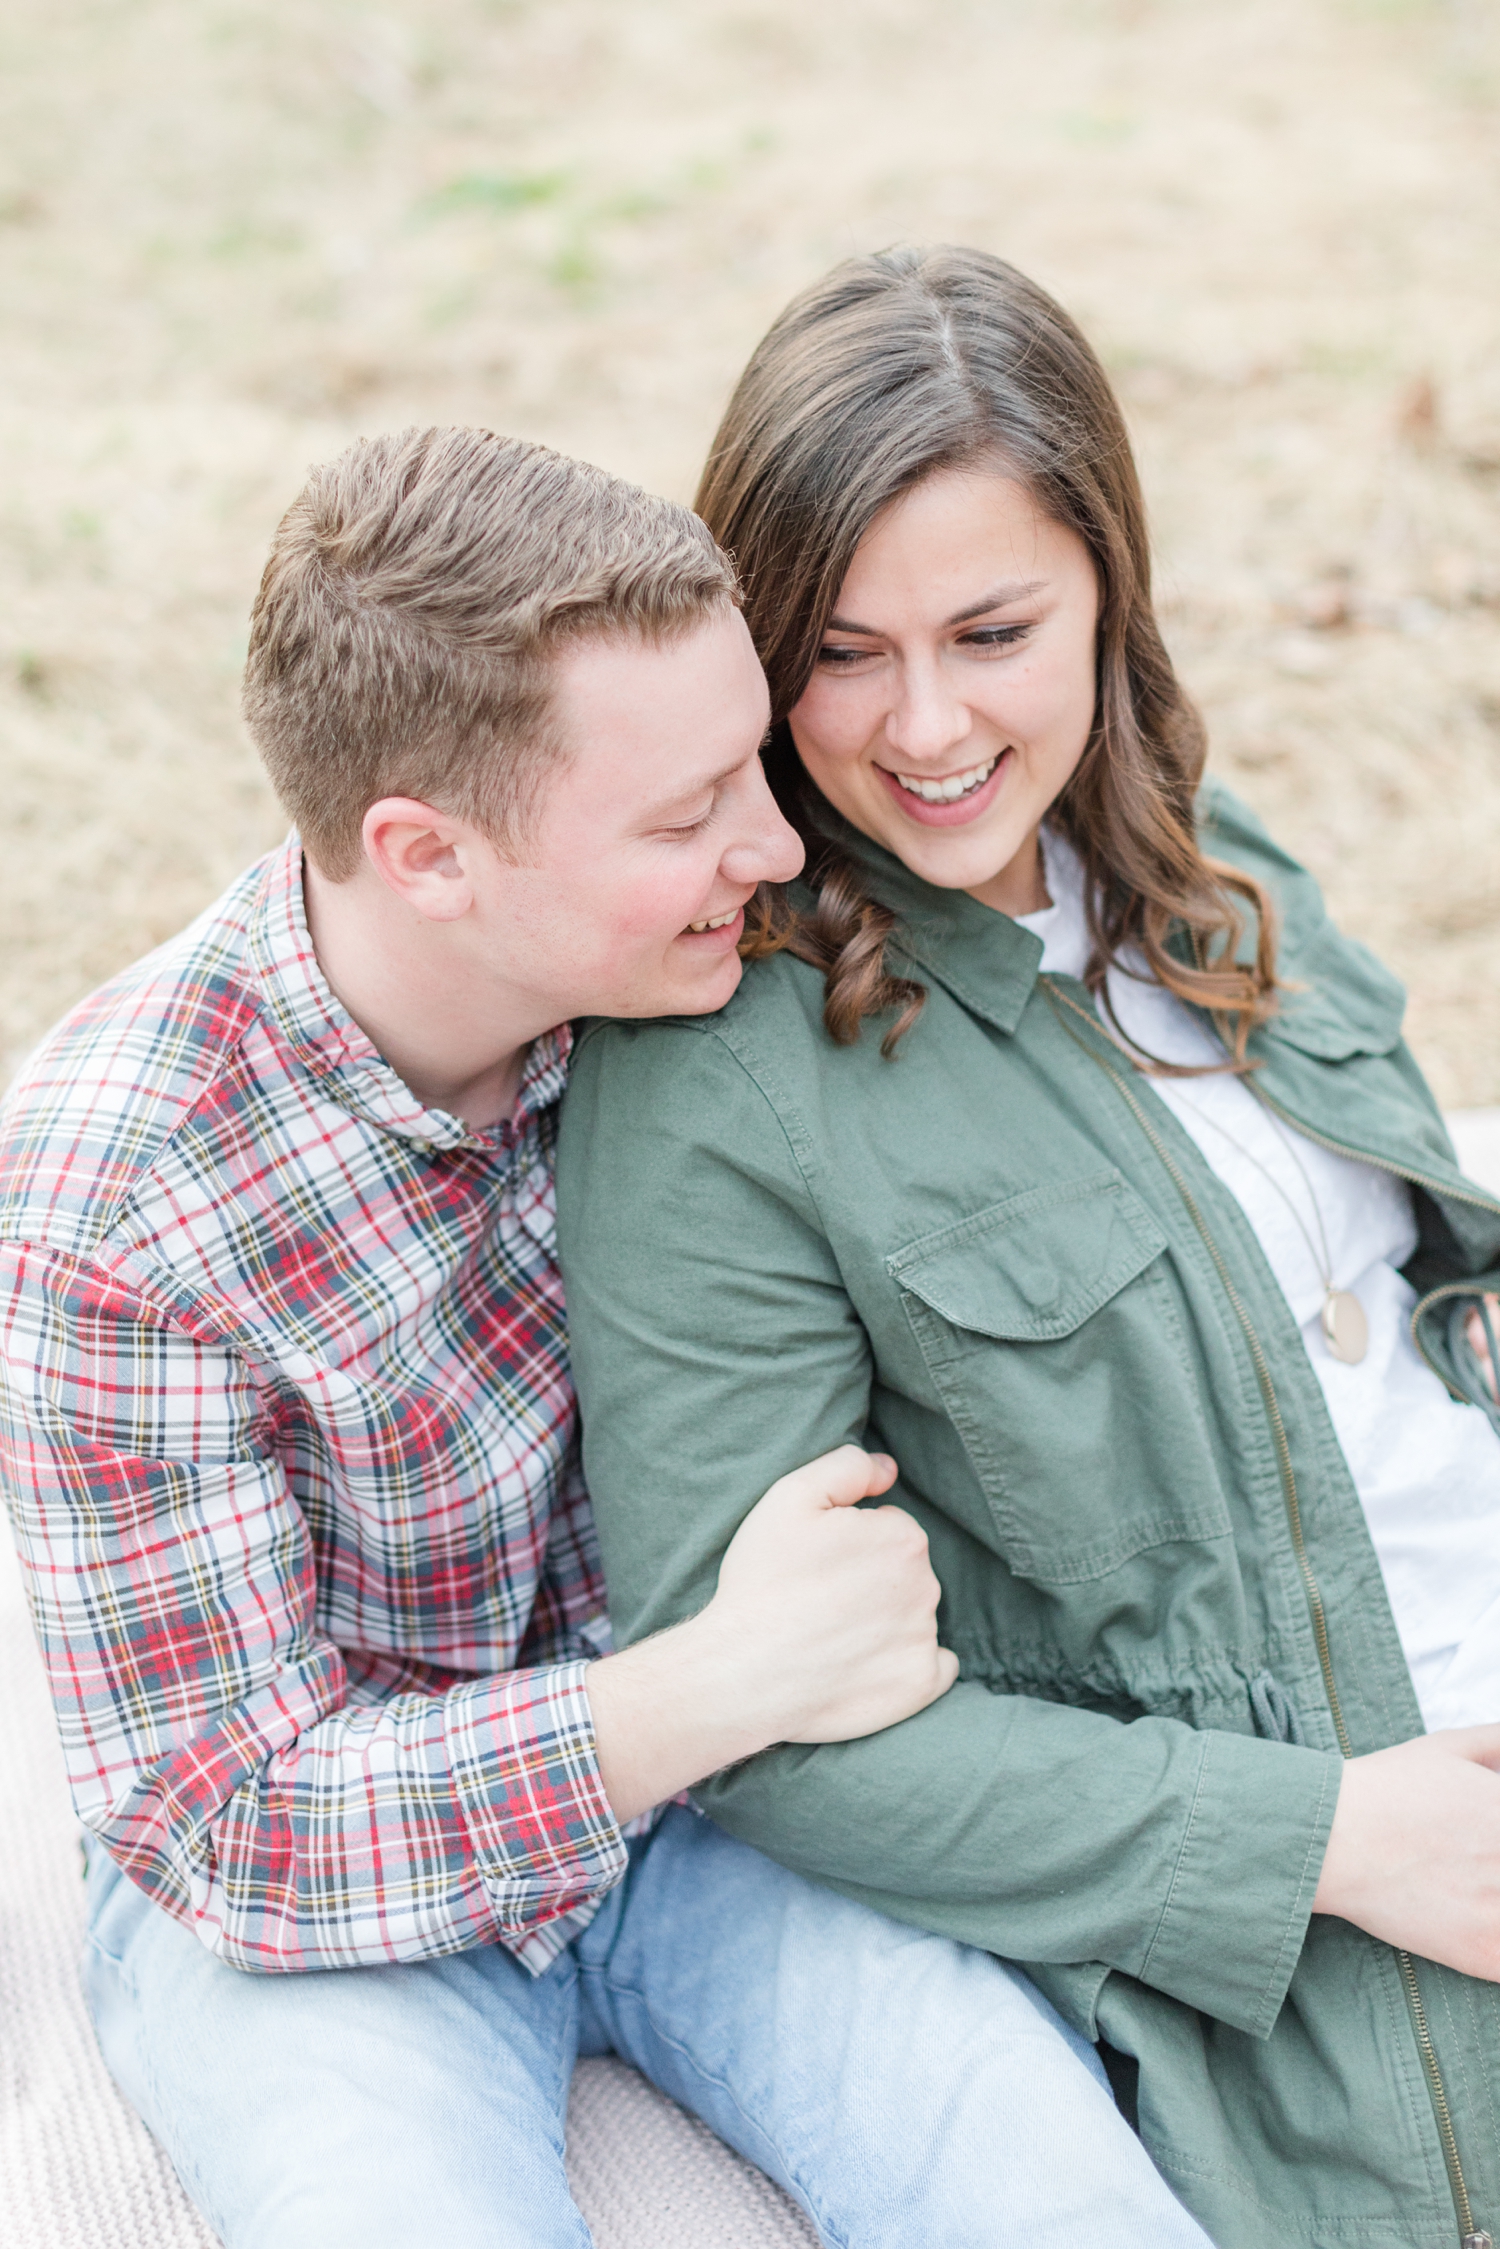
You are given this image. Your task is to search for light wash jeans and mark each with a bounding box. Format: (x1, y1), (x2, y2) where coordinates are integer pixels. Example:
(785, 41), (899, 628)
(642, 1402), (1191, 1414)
(83, 1805), (1209, 2249)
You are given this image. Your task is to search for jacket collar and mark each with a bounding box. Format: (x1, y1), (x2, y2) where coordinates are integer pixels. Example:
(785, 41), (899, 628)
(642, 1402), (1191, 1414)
(246, 836), (570, 1152)
(801, 802), (1044, 1038)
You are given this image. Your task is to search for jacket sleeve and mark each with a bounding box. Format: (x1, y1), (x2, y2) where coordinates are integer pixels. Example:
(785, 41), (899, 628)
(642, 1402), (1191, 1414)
(557, 1015), (1341, 2042)
(0, 1241), (626, 1973)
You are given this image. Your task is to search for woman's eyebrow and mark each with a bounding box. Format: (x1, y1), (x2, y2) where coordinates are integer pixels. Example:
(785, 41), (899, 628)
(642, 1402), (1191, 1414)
(826, 580), (1046, 638)
(945, 580), (1045, 627)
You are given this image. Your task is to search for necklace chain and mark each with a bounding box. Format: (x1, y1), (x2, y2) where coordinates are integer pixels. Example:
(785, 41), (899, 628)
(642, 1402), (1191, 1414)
(1074, 939), (1344, 1290)
(1151, 1081), (1370, 1365)
(1166, 1089), (1338, 1292)
(1070, 910), (1370, 1363)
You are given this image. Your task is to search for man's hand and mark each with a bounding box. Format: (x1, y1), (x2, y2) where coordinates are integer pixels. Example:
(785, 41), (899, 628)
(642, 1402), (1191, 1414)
(712, 1445), (959, 1743)
(585, 1446), (958, 1825)
(1313, 1726), (1500, 1978)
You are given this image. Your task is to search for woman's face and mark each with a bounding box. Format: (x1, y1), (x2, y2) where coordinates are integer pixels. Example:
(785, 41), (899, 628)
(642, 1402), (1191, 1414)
(787, 466), (1100, 915)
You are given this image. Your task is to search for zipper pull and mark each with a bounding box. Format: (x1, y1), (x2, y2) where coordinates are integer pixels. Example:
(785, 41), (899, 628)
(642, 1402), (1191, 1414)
(1462, 2232), (1493, 2248)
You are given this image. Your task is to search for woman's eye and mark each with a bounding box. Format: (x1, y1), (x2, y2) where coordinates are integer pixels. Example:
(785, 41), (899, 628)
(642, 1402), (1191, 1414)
(815, 643), (877, 666)
(961, 624), (1031, 651)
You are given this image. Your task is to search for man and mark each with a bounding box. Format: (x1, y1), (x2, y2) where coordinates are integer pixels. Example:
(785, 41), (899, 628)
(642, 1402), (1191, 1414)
(0, 427), (1207, 2247)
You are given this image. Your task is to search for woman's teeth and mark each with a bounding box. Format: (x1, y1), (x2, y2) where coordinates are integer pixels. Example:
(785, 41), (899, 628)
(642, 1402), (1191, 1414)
(686, 909), (739, 933)
(893, 754), (1000, 804)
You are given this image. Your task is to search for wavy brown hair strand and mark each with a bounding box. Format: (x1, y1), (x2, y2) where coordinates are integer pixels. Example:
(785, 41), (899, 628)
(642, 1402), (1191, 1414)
(699, 246), (1279, 1066)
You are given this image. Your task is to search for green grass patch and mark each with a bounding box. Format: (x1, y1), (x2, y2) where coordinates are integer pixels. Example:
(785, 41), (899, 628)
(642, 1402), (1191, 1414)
(419, 171), (569, 219)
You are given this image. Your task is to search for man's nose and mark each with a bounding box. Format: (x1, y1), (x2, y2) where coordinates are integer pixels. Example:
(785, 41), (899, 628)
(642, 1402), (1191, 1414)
(721, 812), (804, 890)
(721, 761), (805, 888)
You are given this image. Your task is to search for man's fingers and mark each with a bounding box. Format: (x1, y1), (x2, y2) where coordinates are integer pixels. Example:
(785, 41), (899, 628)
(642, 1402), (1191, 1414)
(867, 1500), (932, 1556)
(762, 1444), (898, 1514)
(906, 1647), (961, 1719)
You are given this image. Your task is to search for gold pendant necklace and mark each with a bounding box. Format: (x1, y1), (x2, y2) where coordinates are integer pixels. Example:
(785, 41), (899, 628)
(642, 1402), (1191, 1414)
(1320, 1286), (1369, 1367)
(1169, 1089), (1369, 1367)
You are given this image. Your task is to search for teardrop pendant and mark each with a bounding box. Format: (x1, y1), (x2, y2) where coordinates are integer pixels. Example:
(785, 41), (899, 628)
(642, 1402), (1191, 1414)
(1322, 1288), (1368, 1366)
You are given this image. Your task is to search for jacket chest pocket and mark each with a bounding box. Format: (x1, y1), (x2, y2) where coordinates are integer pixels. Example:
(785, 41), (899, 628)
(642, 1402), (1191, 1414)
(889, 1170), (1232, 1586)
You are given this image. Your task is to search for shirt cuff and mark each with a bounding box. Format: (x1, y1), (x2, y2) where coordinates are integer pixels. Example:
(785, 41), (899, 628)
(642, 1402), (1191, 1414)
(444, 1659), (628, 1958)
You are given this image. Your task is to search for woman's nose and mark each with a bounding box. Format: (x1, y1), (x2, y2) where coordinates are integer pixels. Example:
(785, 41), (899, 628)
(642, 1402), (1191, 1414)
(882, 661), (973, 765)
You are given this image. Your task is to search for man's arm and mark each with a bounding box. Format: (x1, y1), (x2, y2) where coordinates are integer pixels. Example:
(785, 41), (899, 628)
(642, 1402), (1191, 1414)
(558, 1016), (1342, 2041)
(0, 1241), (954, 1969)
(0, 1241), (627, 1971)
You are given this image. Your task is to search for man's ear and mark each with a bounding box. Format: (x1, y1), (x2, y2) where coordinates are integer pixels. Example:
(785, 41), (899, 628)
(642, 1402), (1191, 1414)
(361, 798), (477, 923)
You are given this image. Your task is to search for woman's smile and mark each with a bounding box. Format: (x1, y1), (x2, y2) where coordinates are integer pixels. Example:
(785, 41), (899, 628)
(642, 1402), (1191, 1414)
(875, 748), (1011, 825)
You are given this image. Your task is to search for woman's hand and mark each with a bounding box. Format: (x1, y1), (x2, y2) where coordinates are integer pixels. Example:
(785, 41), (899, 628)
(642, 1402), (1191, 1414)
(1465, 1292), (1500, 1403)
(1313, 1726), (1500, 1978)
(586, 1445), (959, 1824)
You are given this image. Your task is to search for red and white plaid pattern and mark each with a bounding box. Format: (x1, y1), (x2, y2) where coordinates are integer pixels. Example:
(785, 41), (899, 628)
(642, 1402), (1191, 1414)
(0, 840), (626, 1973)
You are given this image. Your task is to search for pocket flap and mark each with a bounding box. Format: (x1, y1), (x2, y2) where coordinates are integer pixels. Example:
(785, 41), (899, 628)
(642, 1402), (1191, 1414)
(889, 1171), (1168, 1343)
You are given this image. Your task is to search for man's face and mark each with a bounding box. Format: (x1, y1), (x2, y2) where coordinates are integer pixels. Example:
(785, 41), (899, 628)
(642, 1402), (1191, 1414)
(474, 609), (803, 1023)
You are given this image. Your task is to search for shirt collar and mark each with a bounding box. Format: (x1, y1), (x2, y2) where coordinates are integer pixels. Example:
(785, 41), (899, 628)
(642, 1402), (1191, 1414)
(801, 801), (1044, 1038)
(246, 835), (572, 1152)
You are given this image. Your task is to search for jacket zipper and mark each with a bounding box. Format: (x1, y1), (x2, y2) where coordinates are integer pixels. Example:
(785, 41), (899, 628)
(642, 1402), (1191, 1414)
(1042, 983), (1492, 2248)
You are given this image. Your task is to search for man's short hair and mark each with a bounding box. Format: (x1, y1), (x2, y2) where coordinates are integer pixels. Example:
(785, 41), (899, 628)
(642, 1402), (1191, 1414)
(242, 426), (740, 879)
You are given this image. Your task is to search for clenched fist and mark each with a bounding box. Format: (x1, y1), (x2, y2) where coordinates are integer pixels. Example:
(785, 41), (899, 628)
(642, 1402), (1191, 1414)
(586, 1445), (958, 1824)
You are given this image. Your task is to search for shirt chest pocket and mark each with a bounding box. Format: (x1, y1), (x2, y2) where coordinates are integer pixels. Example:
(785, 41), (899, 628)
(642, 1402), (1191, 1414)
(889, 1171), (1232, 1586)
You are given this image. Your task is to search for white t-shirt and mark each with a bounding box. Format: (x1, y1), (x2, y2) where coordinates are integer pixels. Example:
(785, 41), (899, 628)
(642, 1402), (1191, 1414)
(1015, 827), (1500, 1733)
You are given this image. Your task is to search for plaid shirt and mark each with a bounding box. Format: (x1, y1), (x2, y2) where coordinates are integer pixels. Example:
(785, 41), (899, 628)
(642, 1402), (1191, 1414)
(0, 839), (627, 1974)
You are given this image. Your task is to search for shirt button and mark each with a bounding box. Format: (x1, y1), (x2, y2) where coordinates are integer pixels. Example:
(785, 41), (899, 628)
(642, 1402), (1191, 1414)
(411, 1140), (432, 1155)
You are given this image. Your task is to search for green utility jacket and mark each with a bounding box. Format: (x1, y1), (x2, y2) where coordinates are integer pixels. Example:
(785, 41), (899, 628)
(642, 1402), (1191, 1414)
(557, 784), (1500, 2249)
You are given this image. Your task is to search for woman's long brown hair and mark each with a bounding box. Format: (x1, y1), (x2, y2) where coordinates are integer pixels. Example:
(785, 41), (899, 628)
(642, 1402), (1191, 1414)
(695, 245), (1278, 1065)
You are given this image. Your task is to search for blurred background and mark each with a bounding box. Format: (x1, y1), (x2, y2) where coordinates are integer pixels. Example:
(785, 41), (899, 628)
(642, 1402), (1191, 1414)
(2, 0), (1498, 1101)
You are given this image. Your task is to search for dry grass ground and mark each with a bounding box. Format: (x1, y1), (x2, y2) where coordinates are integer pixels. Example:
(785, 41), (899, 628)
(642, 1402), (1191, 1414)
(2, 0), (1498, 1098)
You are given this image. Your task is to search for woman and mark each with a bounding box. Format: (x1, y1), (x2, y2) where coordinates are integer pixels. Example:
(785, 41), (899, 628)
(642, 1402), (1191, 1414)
(556, 247), (1500, 2249)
